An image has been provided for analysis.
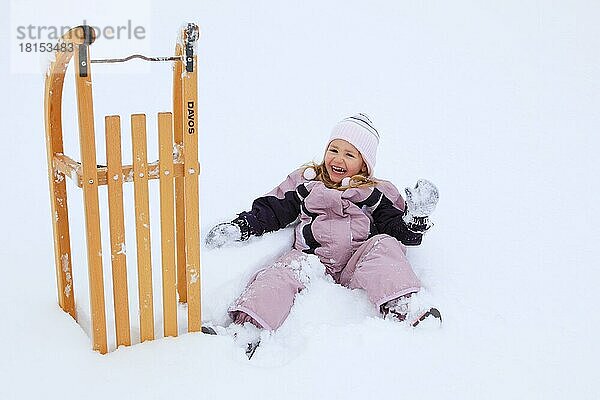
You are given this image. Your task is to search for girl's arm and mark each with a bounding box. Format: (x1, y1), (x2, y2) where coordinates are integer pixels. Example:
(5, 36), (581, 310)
(235, 188), (302, 238)
(369, 179), (438, 246)
(206, 169), (306, 248)
(370, 192), (424, 246)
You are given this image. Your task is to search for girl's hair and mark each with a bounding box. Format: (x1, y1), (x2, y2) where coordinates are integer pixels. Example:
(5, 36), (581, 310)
(303, 161), (377, 190)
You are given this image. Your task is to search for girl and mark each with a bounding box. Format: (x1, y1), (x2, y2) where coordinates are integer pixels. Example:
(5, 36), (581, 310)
(205, 113), (440, 357)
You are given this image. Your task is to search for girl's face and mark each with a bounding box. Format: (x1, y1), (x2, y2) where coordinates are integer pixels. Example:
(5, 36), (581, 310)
(324, 139), (366, 183)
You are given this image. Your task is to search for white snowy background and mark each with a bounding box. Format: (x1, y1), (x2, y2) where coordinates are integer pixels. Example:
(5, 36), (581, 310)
(1, 0), (599, 399)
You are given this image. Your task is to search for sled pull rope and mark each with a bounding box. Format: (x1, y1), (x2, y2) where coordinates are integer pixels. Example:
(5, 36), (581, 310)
(89, 23), (199, 69)
(91, 55), (182, 64)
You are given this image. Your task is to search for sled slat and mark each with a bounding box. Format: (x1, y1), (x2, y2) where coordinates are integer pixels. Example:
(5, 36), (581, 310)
(131, 114), (155, 342)
(173, 46), (187, 303)
(182, 53), (202, 332)
(105, 115), (132, 348)
(158, 112), (178, 337)
(74, 41), (108, 354)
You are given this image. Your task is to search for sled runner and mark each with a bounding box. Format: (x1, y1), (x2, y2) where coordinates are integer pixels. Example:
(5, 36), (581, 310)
(44, 23), (203, 354)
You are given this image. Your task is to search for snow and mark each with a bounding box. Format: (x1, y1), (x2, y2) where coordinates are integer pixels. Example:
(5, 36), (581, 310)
(1, 0), (600, 399)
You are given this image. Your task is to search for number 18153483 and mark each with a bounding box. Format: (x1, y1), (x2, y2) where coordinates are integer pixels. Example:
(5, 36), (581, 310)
(19, 42), (74, 53)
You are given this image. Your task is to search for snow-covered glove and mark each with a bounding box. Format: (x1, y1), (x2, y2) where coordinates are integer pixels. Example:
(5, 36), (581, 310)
(205, 216), (251, 249)
(402, 179), (439, 233)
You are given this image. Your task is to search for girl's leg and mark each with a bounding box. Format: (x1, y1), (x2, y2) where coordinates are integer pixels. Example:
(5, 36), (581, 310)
(339, 234), (422, 310)
(228, 249), (306, 331)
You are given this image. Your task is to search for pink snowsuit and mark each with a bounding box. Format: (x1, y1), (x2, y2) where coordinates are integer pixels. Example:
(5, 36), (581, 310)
(229, 169), (423, 331)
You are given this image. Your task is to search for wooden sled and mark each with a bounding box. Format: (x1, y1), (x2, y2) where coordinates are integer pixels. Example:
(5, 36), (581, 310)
(44, 23), (202, 354)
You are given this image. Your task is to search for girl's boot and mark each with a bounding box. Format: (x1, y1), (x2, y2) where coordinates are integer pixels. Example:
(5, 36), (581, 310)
(202, 312), (263, 359)
(380, 292), (442, 327)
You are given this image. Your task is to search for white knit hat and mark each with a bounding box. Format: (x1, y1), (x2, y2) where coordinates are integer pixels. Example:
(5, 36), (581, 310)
(327, 113), (380, 177)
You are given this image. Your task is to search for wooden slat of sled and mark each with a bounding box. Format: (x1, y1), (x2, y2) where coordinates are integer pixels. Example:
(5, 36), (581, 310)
(158, 112), (178, 337)
(182, 54), (202, 333)
(105, 115), (132, 348)
(173, 43), (188, 304)
(131, 114), (155, 343)
(74, 41), (108, 354)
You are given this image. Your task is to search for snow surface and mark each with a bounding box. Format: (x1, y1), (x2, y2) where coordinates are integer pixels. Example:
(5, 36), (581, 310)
(1, 0), (600, 399)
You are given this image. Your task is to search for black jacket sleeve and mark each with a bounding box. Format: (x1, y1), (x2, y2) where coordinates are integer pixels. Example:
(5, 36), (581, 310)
(370, 190), (423, 246)
(236, 190), (302, 237)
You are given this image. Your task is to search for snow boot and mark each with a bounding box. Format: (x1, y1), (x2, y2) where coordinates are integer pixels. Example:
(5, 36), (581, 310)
(201, 322), (262, 359)
(381, 292), (442, 327)
(201, 326), (217, 335)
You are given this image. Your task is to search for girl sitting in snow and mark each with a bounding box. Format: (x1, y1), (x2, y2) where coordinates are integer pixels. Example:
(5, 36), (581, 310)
(205, 113), (440, 357)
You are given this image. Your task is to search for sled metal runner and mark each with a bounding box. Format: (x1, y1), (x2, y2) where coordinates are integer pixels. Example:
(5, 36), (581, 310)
(44, 23), (203, 354)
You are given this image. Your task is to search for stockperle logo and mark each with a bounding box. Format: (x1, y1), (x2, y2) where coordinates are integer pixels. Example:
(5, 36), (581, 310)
(10, 0), (152, 74)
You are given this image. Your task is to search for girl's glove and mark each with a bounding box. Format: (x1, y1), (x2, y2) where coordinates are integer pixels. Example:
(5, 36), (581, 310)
(205, 216), (251, 249)
(402, 179), (439, 233)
